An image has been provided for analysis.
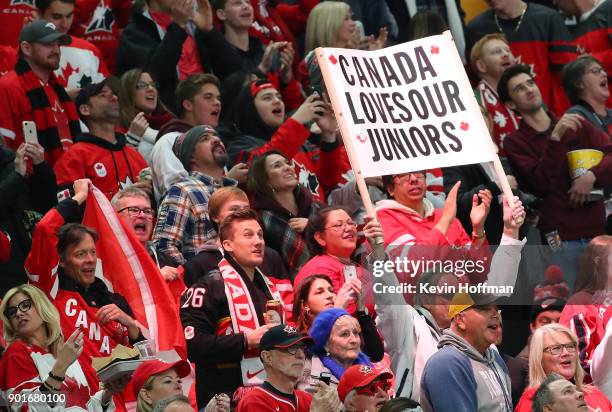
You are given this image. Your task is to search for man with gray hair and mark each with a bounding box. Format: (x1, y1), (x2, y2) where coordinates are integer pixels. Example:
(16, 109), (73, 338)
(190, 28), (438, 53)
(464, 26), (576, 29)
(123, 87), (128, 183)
(532, 373), (588, 412)
(111, 187), (178, 281)
(152, 395), (194, 412)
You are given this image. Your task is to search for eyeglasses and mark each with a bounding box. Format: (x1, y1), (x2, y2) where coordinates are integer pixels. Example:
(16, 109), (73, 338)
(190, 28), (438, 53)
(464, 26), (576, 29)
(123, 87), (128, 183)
(277, 344), (307, 356)
(355, 379), (391, 396)
(543, 343), (577, 355)
(117, 206), (155, 218)
(3, 299), (33, 319)
(324, 220), (357, 232)
(394, 171), (426, 181)
(587, 66), (605, 76)
(136, 81), (159, 90)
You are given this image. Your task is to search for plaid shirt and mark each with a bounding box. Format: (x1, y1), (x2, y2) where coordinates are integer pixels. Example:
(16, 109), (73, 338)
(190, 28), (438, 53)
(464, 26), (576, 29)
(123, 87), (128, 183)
(153, 171), (236, 265)
(416, 0), (447, 18)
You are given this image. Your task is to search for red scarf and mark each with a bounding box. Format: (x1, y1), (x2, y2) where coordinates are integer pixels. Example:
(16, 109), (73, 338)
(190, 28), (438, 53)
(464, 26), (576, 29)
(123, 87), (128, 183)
(217, 257), (283, 386)
(15, 58), (80, 164)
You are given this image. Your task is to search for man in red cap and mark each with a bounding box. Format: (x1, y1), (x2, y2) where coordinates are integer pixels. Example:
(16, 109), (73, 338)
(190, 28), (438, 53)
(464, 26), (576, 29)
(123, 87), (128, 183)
(338, 364), (393, 412)
(236, 324), (314, 411)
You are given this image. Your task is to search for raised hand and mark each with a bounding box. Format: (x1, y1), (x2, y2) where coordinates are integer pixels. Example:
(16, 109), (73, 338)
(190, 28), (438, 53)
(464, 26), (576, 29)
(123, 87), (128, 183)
(470, 189), (492, 235)
(192, 0), (213, 32)
(128, 112), (149, 138)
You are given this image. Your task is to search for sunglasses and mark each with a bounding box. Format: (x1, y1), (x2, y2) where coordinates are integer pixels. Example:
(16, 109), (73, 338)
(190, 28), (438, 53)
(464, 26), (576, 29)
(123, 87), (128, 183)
(355, 378), (391, 396)
(3, 298), (33, 319)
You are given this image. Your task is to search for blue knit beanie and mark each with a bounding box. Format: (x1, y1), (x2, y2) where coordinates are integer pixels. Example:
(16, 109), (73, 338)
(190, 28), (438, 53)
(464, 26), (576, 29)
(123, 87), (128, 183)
(309, 308), (351, 356)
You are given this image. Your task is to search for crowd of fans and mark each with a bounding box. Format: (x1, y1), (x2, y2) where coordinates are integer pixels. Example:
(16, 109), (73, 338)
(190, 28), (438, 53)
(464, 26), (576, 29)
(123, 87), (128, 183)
(0, 0), (610, 410)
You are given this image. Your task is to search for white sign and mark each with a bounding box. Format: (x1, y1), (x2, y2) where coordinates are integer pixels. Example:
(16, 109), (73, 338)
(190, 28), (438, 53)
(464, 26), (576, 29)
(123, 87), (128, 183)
(317, 32), (495, 178)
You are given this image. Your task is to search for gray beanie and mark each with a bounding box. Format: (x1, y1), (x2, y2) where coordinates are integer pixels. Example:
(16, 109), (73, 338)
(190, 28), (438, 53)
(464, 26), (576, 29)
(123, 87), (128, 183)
(173, 125), (216, 171)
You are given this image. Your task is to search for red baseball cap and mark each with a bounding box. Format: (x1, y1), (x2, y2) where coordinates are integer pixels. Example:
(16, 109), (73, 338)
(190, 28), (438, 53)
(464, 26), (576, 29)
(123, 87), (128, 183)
(131, 359), (192, 397)
(338, 364), (393, 402)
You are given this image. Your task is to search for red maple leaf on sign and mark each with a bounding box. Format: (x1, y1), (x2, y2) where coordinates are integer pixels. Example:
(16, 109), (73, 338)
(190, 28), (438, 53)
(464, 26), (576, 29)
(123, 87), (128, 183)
(430, 45), (440, 54)
(460, 122), (469, 131)
(356, 133), (367, 143)
(329, 55), (338, 65)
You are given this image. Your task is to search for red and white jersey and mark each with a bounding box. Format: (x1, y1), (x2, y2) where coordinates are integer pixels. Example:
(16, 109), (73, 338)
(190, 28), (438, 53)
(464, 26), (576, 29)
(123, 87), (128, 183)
(0, 0), (35, 48)
(0, 341), (102, 411)
(236, 385), (312, 412)
(56, 36), (109, 89)
(25, 207), (131, 385)
(70, 0), (130, 73)
(560, 291), (612, 375)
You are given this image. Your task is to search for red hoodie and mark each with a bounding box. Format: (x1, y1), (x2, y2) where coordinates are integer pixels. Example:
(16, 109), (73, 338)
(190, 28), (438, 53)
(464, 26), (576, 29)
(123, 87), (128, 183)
(375, 198), (491, 288)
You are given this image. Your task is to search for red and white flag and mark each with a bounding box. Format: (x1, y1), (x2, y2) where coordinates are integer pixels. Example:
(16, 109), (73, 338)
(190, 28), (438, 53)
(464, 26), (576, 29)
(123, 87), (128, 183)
(82, 187), (186, 357)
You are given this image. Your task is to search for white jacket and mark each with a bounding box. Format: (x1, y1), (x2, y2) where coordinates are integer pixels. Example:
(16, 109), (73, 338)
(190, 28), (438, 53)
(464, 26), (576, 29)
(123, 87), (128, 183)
(375, 234), (525, 402)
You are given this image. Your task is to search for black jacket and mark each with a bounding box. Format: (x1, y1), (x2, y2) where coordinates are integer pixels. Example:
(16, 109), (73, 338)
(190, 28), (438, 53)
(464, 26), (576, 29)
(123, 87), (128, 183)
(183, 244), (288, 286)
(195, 29), (264, 81)
(116, 11), (189, 113)
(180, 254), (275, 406)
(0, 147), (57, 295)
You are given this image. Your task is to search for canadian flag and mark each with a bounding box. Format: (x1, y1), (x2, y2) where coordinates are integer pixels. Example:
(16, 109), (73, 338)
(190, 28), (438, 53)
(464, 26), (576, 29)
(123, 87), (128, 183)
(82, 187), (186, 357)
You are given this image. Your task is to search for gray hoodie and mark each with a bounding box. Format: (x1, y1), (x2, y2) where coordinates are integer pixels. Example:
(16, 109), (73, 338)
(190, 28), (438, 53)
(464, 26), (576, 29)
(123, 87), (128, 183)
(420, 330), (513, 412)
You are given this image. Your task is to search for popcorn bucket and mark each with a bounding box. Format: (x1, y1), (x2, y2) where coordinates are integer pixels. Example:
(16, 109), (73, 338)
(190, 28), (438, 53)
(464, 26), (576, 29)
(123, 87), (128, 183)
(567, 149), (603, 179)
(567, 149), (604, 201)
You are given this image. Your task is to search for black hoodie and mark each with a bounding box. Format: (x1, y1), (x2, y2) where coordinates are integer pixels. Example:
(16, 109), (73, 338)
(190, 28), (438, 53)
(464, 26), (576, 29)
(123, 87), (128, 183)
(0, 146), (57, 295)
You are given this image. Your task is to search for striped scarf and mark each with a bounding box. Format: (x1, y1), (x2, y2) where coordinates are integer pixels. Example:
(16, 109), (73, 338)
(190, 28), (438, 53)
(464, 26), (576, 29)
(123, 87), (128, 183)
(15, 58), (81, 162)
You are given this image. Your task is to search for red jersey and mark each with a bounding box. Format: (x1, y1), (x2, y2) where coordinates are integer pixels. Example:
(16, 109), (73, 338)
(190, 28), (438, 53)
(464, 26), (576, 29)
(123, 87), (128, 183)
(53, 132), (147, 200)
(0, 341), (103, 411)
(0, 37), (109, 88)
(474, 80), (520, 157)
(70, 0), (131, 73)
(236, 384), (312, 412)
(560, 291), (612, 376)
(56, 35), (110, 88)
(0, 0), (35, 47)
(467, 3), (577, 116)
(566, 0), (612, 106)
(25, 206), (132, 387)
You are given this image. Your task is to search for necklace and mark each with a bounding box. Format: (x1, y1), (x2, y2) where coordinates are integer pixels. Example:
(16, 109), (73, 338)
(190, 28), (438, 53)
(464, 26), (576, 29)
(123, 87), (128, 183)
(494, 3), (528, 35)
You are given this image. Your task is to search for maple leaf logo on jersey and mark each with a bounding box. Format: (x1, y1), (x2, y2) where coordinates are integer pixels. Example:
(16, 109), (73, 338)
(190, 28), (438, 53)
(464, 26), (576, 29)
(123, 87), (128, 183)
(493, 110), (507, 128)
(294, 160), (320, 197)
(119, 175), (134, 190)
(85, 0), (115, 33)
(9, 0), (35, 7)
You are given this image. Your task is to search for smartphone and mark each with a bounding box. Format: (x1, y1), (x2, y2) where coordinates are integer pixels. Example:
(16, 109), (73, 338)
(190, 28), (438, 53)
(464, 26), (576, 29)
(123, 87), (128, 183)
(22, 121), (38, 144)
(343, 265), (357, 281)
(270, 49), (281, 73)
(319, 372), (332, 385)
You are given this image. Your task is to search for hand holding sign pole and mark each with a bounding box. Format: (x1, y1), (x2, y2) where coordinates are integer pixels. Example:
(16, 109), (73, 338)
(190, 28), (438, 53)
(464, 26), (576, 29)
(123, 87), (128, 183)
(316, 31), (520, 230)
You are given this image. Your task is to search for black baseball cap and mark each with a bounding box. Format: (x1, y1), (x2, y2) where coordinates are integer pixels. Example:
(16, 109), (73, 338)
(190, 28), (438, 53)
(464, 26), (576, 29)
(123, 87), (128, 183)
(74, 77), (119, 119)
(19, 21), (71, 46)
(259, 324), (314, 351)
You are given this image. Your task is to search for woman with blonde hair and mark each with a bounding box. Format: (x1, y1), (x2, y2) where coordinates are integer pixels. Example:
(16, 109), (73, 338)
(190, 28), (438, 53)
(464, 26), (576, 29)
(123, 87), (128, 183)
(0, 284), (125, 411)
(514, 323), (611, 411)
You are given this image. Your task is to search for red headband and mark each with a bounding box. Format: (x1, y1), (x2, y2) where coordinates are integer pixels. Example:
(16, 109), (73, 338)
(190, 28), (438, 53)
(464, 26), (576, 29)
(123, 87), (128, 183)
(250, 81), (275, 97)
